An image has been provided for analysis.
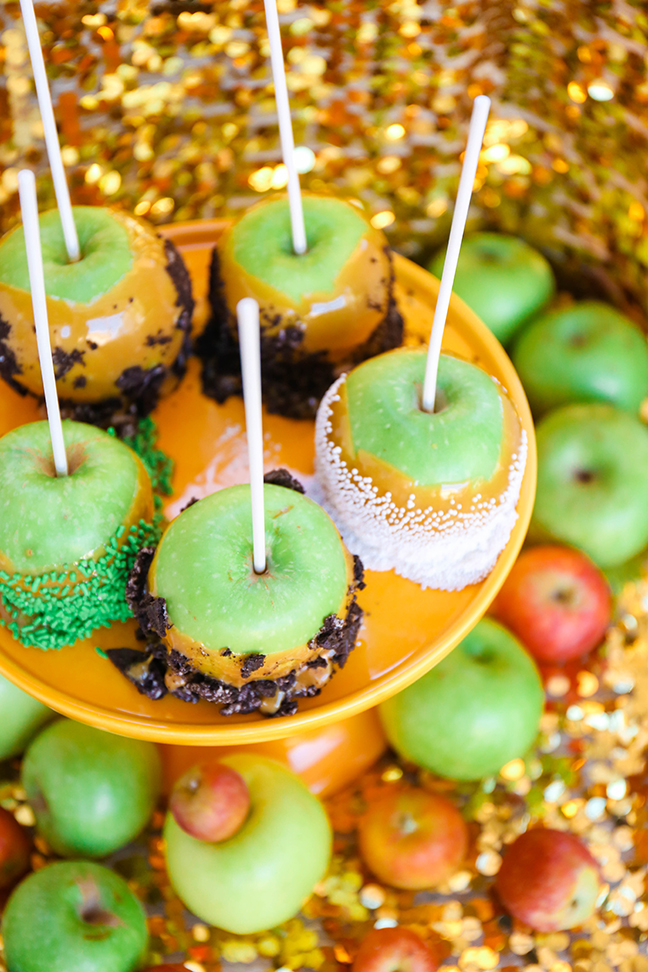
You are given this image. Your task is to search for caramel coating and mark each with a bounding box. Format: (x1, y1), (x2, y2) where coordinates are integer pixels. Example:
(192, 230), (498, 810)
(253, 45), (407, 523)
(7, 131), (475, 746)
(0, 210), (186, 403)
(324, 377), (524, 521)
(218, 214), (392, 362)
(149, 544), (356, 687)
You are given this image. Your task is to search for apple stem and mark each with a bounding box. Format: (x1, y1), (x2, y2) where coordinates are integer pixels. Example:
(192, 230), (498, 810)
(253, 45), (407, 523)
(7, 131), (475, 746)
(19, 0), (80, 264)
(237, 298), (267, 574)
(421, 95), (491, 413)
(18, 170), (68, 477)
(263, 0), (307, 256)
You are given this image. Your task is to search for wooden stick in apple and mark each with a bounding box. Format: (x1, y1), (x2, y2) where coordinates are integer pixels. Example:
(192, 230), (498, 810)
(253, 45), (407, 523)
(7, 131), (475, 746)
(19, 0), (80, 263)
(262, 0), (307, 255)
(237, 297), (266, 574)
(17, 169), (68, 477)
(422, 95), (491, 413)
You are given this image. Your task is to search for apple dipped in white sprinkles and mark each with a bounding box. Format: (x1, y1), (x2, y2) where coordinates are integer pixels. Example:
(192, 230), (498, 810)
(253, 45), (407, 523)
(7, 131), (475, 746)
(314, 348), (527, 591)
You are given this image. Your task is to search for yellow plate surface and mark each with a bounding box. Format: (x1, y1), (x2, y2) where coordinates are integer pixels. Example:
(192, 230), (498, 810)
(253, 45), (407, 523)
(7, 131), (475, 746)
(0, 220), (536, 744)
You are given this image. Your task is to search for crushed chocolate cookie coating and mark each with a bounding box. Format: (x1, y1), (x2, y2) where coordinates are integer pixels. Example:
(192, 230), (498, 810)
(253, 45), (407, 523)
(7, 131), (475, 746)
(126, 547), (171, 639)
(0, 313), (27, 396)
(120, 548), (365, 718)
(239, 653), (266, 678)
(263, 468), (305, 494)
(106, 647), (168, 701)
(52, 347), (85, 380)
(197, 247), (404, 420)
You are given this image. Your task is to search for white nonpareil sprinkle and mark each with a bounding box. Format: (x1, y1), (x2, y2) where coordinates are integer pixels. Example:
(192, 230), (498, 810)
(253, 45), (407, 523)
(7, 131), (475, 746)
(314, 374), (527, 591)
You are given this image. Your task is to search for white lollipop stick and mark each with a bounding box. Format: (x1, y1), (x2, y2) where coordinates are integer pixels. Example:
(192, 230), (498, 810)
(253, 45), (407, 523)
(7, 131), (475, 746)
(263, 0), (307, 255)
(237, 298), (266, 574)
(18, 170), (68, 477)
(19, 0), (80, 264)
(422, 95), (491, 413)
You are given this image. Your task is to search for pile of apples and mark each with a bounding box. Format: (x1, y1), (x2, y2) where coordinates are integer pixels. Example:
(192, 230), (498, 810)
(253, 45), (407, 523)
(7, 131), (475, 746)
(1, 230), (645, 971)
(0, 533), (612, 972)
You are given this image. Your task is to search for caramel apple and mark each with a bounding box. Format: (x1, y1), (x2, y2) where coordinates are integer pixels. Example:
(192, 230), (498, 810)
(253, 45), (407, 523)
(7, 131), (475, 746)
(0, 206), (194, 428)
(199, 194), (403, 418)
(119, 472), (364, 717)
(0, 419), (159, 650)
(315, 347), (527, 591)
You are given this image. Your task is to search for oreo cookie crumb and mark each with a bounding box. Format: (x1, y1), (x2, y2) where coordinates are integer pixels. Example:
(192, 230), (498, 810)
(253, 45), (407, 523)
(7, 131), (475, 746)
(125, 547), (171, 639)
(179, 496), (199, 512)
(106, 647), (167, 700)
(240, 653), (266, 678)
(0, 315), (27, 396)
(52, 347), (85, 380)
(197, 247), (404, 420)
(263, 468), (305, 494)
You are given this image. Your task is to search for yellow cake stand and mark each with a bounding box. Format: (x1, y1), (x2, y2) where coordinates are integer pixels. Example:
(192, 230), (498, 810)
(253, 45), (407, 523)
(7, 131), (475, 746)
(0, 220), (536, 762)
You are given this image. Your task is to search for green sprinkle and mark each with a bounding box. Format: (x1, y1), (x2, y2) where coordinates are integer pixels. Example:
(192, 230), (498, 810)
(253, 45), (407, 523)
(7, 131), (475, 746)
(124, 416), (174, 497)
(0, 518), (161, 651)
(95, 647), (108, 659)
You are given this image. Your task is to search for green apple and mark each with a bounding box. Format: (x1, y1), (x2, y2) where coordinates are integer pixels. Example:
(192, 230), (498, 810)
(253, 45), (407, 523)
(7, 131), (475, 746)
(0, 207), (132, 304)
(532, 403), (648, 567)
(0, 673), (52, 760)
(512, 301), (648, 416)
(344, 347), (504, 484)
(0, 420), (147, 574)
(2, 860), (148, 972)
(152, 483), (349, 655)
(229, 194), (373, 301)
(164, 753), (332, 933)
(379, 618), (544, 781)
(429, 233), (554, 344)
(0, 419), (156, 650)
(22, 719), (161, 857)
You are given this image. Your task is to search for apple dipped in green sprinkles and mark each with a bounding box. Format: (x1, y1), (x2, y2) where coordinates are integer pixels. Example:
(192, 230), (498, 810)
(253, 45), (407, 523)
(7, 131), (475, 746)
(0, 419), (159, 650)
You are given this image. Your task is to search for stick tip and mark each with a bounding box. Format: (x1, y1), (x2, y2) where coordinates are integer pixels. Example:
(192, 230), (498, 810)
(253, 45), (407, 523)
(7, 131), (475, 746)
(17, 168), (36, 192)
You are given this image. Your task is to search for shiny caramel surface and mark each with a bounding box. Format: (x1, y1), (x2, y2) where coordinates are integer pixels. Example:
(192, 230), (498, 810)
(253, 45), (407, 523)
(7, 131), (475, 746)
(218, 220), (392, 360)
(150, 544), (356, 687)
(326, 365), (524, 515)
(0, 210), (185, 402)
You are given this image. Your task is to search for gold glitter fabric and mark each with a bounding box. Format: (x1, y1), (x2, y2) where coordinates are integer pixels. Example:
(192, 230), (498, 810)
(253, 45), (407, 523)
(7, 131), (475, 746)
(1, 574), (648, 971)
(1, 1), (648, 319)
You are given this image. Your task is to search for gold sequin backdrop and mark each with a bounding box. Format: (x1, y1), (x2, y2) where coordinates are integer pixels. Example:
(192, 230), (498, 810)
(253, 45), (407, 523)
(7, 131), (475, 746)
(0, 0), (647, 319)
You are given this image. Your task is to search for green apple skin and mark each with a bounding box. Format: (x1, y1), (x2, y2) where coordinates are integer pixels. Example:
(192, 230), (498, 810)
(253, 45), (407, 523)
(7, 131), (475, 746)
(164, 753), (332, 934)
(0, 207), (132, 304)
(429, 233), (555, 345)
(379, 618), (544, 781)
(0, 673), (52, 760)
(153, 483), (349, 655)
(532, 403), (648, 568)
(0, 420), (145, 573)
(228, 195), (370, 303)
(512, 301), (648, 416)
(344, 348), (504, 484)
(2, 860), (148, 972)
(22, 719), (161, 858)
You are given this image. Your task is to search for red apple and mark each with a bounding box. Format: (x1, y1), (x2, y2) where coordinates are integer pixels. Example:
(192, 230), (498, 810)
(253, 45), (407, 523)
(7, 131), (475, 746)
(358, 785), (468, 891)
(490, 545), (611, 664)
(495, 828), (601, 931)
(0, 807), (31, 891)
(352, 926), (438, 972)
(170, 762), (250, 843)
